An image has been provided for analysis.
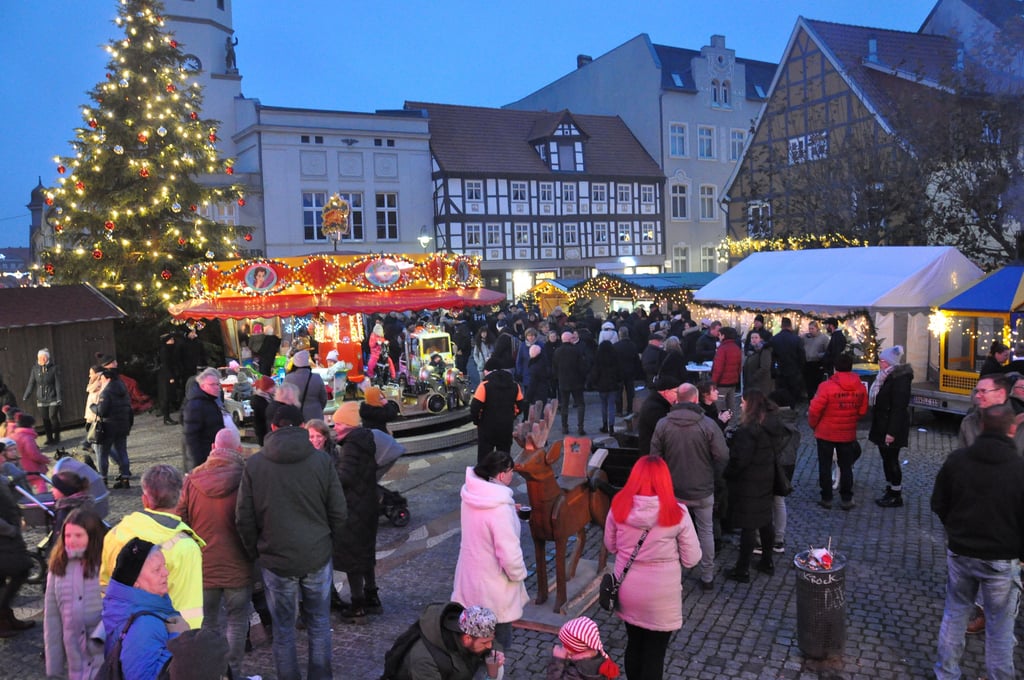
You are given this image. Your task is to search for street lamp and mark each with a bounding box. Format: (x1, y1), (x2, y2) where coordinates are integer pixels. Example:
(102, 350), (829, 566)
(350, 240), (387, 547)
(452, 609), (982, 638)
(321, 193), (350, 252)
(417, 224), (432, 251)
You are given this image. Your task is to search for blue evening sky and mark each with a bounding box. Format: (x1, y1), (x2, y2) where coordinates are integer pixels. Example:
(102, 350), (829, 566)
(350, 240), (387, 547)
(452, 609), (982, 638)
(0, 0), (938, 247)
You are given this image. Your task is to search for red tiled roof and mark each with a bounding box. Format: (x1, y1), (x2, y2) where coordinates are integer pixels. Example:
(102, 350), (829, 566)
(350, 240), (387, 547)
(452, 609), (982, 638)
(405, 101), (664, 179)
(0, 284), (126, 329)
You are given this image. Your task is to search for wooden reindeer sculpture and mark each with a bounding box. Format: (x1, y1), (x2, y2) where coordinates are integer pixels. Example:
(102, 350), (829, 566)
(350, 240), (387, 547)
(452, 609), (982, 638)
(513, 400), (609, 612)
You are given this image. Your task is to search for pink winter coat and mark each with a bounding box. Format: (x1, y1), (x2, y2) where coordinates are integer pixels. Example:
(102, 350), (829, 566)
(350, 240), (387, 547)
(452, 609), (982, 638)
(451, 467), (529, 624)
(13, 426), (48, 494)
(604, 495), (701, 631)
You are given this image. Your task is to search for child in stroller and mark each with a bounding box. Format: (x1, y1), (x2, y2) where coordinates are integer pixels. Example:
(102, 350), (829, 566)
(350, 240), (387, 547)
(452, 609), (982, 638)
(372, 429), (410, 527)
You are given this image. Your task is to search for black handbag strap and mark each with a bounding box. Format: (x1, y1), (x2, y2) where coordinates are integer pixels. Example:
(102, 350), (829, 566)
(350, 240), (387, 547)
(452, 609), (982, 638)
(616, 528), (650, 583)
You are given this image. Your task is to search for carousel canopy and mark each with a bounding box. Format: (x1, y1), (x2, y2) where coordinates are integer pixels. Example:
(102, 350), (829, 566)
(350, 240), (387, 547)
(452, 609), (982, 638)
(694, 246), (982, 316)
(168, 253), (505, 320)
(936, 264), (1024, 313)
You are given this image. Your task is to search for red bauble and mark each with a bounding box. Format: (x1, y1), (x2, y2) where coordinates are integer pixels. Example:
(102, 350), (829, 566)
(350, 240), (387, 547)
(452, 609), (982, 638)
(244, 233), (253, 242)
(189, 204), (198, 212)
(178, 237), (187, 245)
(88, 119), (98, 129)
(166, 84), (175, 93)
(139, 167), (150, 178)
(92, 249), (103, 260)
(138, 132), (148, 143)
(237, 198), (246, 207)
(57, 165), (66, 174)
(54, 224), (63, 233)
(226, 166), (234, 175)
(44, 263), (55, 275)
(75, 181), (85, 190)
(169, 39), (178, 48)
(104, 220), (115, 231)
(45, 197), (54, 206)
(161, 269), (172, 280)
(209, 133), (217, 143)
(190, 111), (198, 120)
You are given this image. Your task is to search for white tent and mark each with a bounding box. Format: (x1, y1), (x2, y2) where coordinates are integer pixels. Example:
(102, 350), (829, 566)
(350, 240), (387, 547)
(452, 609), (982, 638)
(693, 246), (983, 378)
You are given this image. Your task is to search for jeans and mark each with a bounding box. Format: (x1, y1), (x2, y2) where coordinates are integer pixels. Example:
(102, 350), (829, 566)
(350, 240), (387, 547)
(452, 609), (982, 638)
(599, 391), (617, 429)
(877, 444), (903, 487)
(624, 622), (672, 680)
(935, 551), (1021, 680)
(262, 561), (334, 680)
(558, 388), (585, 430)
(816, 439), (859, 501)
(679, 494), (714, 583)
(621, 380), (636, 415)
(774, 463), (794, 541)
(98, 435), (131, 479)
(203, 585), (252, 680)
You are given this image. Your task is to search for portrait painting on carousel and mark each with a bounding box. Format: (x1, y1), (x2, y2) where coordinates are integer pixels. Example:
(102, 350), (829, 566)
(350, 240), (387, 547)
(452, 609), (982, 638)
(245, 264), (278, 291)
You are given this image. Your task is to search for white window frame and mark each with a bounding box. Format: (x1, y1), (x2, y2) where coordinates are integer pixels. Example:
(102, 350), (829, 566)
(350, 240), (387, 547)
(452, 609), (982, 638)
(591, 183), (607, 203)
(465, 223), (483, 248)
(671, 184), (688, 220)
(302, 191), (327, 241)
(698, 126), (715, 159)
(486, 223), (503, 247)
(669, 123), (687, 157)
(539, 182), (554, 203)
(465, 180), (483, 202)
(594, 222), (609, 244)
(562, 183), (577, 202)
(540, 223), (556, 246)
(514, 222), (530, 245)
(730, 129), (746, 162)
(641, 222), (656, 243)
(616, 184), (631, 204)
(787, 131), (829, 165)
(617, 223), (632, 243)
(701, 245), (719, 273)
(699, 185), (716, 220)
(511, 181), (528, 202)
(564, 223), (579, 246)
(375, 192), (399, 241)
(332, 191), (364, 241)
(641, 185), (655, 204)
(747, 201), (772, 238)
(672, 245), (689, 272)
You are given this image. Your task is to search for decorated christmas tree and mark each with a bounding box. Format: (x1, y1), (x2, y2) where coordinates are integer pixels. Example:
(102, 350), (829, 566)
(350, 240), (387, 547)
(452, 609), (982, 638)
(42, 0), (247, 313)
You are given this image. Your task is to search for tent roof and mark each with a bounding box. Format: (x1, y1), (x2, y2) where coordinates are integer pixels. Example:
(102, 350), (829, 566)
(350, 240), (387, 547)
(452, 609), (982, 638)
(0, 284), (125, 329)
(613, 272), (718, 291)
(937, 265), (1024, 313)
(693, 246), (982, 315)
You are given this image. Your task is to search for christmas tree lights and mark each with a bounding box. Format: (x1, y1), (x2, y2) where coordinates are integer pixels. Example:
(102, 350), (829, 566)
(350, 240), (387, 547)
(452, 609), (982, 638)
(40, 0), (248, 312)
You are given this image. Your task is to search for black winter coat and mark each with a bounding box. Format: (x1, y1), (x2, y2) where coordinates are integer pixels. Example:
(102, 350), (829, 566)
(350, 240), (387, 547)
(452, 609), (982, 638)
(0, 481), (31, 574)
(770, 329), (804, 378)
(525, 357), (551, 406)
(360, 400), (400, 433)
(332, 427), (378, 572)
(637, 391), (672, 455)
(725, 416), (788, 529)
(24, 362), (61, 404)
(694, 332), (718, 363)
(182, 382), (224, 467)
(471, 370), (526, 431)
(640, 344), (665, 388)
(613, 339), (643, 383)
(868, 364), (914, 449)
(553, 343), (587, 391)
(657, 350), (687, 385)
(94, 377), (133, 442)
(251, 394), (270, 446)
(589, 346), (623, 394)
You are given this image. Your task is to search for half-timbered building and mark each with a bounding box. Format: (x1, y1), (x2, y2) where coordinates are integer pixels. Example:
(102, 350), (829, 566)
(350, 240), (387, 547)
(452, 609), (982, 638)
(406, 102), (665, 297)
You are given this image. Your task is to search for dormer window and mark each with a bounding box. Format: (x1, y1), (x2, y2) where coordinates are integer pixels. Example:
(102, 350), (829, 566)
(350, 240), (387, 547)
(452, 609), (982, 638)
(533, 114), (587, 172)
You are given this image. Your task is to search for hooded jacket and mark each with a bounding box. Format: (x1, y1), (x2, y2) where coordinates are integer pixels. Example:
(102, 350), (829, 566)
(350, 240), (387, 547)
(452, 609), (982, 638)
(711, 339), (742, 387)
(867, 363), (914, 448)
(101, 509), (206, 629)
(95, 376), (133, 441)
(451, 467), (529, 625)
(12, 424), (49, 494)
(650, 403), (730, 501)
(102, 579), (179, 680)
(471, 369), (526, 433)
(726, 415), (789, 528)
(176, 446), (252, 589)
(331, 426), (378, 572)
(182, 381), (225, 468)
(807, 371), (868, 443)
(398, 602), (484, 680)
(603, 495), (701, 632)
(44, 556), (104, 680)
(236, 425), (347, 578)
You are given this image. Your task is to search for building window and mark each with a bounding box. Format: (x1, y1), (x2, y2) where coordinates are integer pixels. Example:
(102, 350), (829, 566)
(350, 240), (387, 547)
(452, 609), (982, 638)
(375, 192), (398, 240)
(562, 183), (577, 202)
(747, 201), (772, 238)
(198, 202), (238, 226)
(541, 223), (556, 246)
(511, 181), (528, 202)
(564, 223), (579, 246)
(641, 222), (656, 243)
(591, 183), (607, 203)
(486, 223), (502, 246)
(671, 184), (688, 220)
(672, 245), (689, 272)
(721, 80), (731, 106)
(540, 182), (554, 203)
(514, 223), (530, 245)
(594, 222), (609, 244)
(669, 123), (687, 157)
(701, 245), (719, 272)
(641, 185), (655, 204)
(698, 126), (715, 159)
(787, 131), (829, 165)
(616, 185), (631, 204)
(334, 192), (364, 241)
(466, 223), (482, 247)
(465, 180), (483, 202)
(730, 129), (746, 161)
(699, 185), (716, 220)
(617, 223), (632, 242)
(711, 79), (720, 105)
(302, 191), (327, 241)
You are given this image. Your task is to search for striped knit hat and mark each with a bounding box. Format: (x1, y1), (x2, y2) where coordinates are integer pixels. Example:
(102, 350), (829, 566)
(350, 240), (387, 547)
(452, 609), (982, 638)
(558, 617), (620, 678)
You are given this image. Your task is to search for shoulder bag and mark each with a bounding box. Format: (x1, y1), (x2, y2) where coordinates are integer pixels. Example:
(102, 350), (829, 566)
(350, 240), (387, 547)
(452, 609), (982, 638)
(599, 528), (650, 611)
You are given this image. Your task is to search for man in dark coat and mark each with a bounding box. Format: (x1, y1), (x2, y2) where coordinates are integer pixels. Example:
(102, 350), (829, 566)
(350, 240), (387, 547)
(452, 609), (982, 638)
(471, 358), (526, 463)
(330, 402), (380, 622)
(640, 332), (667, 389)
(613, 327), (643, 416)
(94, 369), (134, 487)
(823, 318), (847, 376)
(182, 368), (226, 470)
(553, 331), (588, 435)
(931, 403), (1024, 680)
(179, 329), (208, 379)
(637, 374), (681, 455)
(694, 321), (722, 363)
(157, 333), (182, 425)
(396, 602), (502, 680)
(255, 325), (282, 377)
(770, 317), (805, 403)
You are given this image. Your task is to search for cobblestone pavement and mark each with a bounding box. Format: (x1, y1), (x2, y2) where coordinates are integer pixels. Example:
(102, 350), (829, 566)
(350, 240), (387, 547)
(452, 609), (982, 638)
(3, 395), (1022, 679)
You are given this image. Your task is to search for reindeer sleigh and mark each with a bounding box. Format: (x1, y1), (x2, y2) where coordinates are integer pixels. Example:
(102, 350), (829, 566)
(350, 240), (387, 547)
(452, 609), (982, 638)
(513, 400), (616, 613)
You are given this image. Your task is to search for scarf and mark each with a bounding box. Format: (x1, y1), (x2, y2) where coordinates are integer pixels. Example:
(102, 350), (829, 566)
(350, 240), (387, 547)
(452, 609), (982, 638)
(869, 364), (894, 406)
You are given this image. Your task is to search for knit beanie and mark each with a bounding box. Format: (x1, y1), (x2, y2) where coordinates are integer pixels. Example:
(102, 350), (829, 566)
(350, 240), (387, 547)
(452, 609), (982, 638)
(458, 605), (496, 639)
(558, 617), (620, 678)
(879, 345), (904, 365)
(364, 386), (386, 407)
(17, 413), (35, 429)
(292, 350), (310, 368)
(112, 538), (156, 587)
(332, 401), (361, 428)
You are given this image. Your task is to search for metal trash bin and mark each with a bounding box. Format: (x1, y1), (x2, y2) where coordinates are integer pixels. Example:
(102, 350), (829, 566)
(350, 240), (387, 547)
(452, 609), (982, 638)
(793, 550), (847, 659)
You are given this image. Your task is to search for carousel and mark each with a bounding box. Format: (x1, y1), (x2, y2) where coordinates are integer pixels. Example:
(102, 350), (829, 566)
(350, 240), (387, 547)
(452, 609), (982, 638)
(168, 249), (505, 452)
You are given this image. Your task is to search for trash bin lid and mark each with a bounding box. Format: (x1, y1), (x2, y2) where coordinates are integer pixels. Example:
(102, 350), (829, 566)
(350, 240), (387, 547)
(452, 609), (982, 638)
(793, 549), (847, 573)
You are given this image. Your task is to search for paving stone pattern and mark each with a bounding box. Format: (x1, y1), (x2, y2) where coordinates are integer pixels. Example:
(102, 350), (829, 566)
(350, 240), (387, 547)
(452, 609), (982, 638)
(4, 398), (1022, 679)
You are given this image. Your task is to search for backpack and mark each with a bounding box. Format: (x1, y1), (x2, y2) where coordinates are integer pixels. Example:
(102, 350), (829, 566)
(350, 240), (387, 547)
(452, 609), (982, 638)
(380, 603), (461, 680)
(96, 611), (169, 680)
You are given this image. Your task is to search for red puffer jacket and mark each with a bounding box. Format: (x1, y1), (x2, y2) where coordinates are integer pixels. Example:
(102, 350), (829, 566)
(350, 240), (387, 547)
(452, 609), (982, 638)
(711, 340), (742, 387)
(807, 370), (868, 442)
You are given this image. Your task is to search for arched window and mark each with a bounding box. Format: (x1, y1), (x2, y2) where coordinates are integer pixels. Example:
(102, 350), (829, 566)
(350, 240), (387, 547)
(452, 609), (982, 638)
(721, 81), (730, 105)
(711, 79), (720, 104)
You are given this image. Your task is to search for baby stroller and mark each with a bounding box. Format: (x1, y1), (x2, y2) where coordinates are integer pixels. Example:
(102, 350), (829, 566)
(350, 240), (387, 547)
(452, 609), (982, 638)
(373, 429), (410, 527)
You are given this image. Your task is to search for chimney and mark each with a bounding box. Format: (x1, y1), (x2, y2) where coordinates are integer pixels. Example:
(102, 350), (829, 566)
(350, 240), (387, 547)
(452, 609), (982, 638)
(711, 35), (725, 49)
(867, 38), (879, 63)
(577, 54), (592, 69)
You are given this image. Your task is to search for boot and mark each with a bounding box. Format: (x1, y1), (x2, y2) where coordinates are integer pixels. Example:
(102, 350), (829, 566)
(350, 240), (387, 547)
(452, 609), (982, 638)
(1, 607), (35, 631)
(163, 416), (178, 425)
(599, 423), (608, 433)
(875, 485), (894, 503)
(875, 489), (903, 508)
(0, 618), (18, 638)
(113, 476), (131, 490)
(330, 586), (349, 611)
(364, 588), (383, 615)
(756, 558), (775, 575)
(338, 598), (367, 624)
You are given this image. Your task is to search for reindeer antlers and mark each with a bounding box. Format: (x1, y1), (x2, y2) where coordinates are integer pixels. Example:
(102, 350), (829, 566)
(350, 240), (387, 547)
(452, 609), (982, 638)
(513, 399), (559, 450)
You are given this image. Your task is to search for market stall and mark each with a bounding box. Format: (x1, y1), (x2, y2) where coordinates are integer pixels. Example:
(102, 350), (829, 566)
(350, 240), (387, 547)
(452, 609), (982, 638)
(568, 272), (718, 316)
